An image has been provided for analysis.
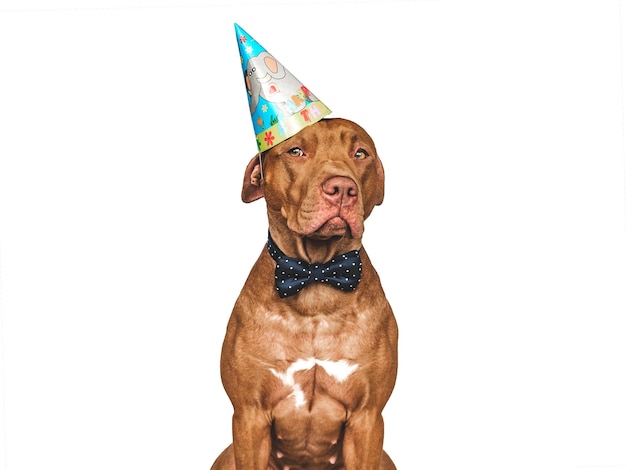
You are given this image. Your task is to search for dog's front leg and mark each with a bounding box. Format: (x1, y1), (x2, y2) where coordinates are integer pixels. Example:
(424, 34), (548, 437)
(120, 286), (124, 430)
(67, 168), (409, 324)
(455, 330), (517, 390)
(232, 407), (272, 470)
(342, 409), (386, 470)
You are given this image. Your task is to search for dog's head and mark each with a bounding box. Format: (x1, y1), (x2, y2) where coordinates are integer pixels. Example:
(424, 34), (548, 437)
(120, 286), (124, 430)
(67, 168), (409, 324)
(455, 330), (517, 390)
(242, 118), (384, 246)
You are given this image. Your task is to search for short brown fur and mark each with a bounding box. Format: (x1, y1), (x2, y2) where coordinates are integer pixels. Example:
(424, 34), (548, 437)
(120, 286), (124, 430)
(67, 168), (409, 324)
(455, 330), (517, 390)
(211, 118), (398, 470)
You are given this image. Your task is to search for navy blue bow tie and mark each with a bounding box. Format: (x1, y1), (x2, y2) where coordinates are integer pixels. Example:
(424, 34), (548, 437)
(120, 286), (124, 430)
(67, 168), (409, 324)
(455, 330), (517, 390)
(267, 234), (362, 298)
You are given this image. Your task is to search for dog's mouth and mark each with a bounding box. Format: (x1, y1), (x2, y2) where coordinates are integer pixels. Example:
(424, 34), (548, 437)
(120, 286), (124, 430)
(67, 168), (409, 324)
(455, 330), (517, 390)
(314, 216), (350, 237)
(285, 179), (365, 239)
(295, 214), (363, 240)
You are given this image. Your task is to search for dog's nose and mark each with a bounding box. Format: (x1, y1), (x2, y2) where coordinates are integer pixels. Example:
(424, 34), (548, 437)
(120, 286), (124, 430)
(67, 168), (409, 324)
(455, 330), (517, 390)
(322, 176), (358, 205)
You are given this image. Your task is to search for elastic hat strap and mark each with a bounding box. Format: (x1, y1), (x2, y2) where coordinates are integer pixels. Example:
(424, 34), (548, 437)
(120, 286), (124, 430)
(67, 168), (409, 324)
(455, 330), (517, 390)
(257, 152), (264, 181)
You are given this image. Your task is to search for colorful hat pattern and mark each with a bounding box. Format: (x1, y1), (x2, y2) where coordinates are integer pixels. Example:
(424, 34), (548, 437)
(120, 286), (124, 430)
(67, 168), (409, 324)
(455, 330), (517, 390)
(235, 23), (331, 152)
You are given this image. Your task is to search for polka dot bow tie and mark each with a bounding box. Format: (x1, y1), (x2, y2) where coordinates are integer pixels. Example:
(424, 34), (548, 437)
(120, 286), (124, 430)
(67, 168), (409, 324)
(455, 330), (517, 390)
(267, 234), (363, 298)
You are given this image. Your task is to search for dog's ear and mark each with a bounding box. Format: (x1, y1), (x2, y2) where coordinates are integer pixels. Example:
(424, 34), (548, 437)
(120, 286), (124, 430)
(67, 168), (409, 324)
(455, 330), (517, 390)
(374, 155), (385, 206)
(242, 154), (264, 203)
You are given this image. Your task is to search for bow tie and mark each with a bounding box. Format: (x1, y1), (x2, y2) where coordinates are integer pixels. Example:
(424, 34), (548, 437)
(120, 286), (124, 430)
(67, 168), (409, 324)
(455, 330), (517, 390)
(267, 234), (362, 298)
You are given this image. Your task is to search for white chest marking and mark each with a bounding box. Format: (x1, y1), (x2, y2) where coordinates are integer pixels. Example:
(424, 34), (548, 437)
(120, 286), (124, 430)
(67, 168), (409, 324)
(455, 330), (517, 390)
(314, 358), (359, 382)
(270, 358), (359, 408)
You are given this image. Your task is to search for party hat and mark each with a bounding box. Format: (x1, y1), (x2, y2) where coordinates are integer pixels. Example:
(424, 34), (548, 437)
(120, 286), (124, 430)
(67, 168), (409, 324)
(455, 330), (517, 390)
(235, 23), (331, 152)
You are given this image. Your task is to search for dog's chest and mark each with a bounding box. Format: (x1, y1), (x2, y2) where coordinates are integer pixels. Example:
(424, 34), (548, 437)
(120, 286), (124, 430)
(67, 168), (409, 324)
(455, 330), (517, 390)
(269, 356), (359, 408)
(252, 294), (388, 448)
(263, 314), (364, 409)
(268, 354), (359, 462)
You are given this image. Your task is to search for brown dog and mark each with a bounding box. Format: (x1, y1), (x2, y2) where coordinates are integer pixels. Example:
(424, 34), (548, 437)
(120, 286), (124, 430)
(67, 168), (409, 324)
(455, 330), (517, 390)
(211, 118), (398, 470)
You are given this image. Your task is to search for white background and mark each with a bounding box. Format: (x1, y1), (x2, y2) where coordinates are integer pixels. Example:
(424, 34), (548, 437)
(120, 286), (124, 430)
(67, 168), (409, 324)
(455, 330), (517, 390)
(1, 1), (625, 469)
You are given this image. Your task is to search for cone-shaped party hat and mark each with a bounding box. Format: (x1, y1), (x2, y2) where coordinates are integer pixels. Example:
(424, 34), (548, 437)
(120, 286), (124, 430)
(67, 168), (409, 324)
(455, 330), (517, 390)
(235, 23), (331, 152)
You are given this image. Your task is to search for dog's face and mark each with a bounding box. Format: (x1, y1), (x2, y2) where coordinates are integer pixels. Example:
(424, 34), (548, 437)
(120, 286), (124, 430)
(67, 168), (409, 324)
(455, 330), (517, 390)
(242, 118), (384, 241)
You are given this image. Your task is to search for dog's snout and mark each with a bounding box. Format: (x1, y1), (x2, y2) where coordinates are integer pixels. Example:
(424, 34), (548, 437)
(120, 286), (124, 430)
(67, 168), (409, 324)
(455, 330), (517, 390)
(322, 176), (358, 205)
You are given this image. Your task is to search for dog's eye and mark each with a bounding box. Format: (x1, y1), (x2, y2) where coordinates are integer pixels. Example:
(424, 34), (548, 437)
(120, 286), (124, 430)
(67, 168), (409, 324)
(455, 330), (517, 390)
(354, 148), (370, 160)
(288, 147), (305, 157)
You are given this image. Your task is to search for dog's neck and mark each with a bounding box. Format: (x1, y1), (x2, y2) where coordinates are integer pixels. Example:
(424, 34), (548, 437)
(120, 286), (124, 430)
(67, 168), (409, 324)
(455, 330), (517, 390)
(268, 225), (363, 264)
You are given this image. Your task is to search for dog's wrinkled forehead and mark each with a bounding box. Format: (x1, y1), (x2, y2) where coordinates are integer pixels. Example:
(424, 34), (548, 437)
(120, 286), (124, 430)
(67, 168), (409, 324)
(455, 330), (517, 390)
(264, 118), (377, 158)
